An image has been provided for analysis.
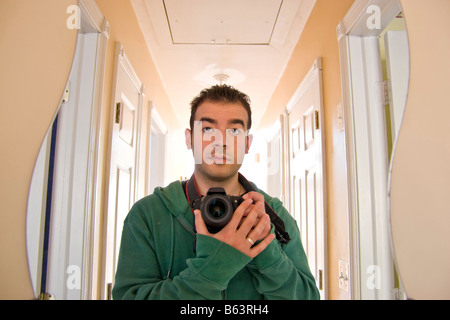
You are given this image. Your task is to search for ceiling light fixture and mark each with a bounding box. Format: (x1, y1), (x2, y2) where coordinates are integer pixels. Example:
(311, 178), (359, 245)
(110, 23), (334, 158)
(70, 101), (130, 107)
(213, 73), (229, 85)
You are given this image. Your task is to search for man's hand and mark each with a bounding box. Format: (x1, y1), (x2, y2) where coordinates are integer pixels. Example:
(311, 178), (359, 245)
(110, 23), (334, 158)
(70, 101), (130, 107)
(194, 192), (275, 258)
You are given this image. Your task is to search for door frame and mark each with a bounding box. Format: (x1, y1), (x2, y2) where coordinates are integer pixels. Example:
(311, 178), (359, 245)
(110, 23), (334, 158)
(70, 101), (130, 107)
(337, 0), (403, 299)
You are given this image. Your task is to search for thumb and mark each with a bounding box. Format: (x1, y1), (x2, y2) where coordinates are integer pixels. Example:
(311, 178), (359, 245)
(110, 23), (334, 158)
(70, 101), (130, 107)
(194, 209), (210, 235)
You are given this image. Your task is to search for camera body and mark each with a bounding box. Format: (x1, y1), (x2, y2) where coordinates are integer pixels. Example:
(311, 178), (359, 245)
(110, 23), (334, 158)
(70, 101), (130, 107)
(192, 187), (244, 233)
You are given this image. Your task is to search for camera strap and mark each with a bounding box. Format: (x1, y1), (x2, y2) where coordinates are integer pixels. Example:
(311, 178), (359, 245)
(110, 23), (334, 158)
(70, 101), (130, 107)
(184, 173), (291, 244)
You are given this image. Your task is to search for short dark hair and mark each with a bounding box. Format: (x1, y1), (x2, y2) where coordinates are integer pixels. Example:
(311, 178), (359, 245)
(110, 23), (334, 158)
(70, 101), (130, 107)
(189, 85), (252, 131)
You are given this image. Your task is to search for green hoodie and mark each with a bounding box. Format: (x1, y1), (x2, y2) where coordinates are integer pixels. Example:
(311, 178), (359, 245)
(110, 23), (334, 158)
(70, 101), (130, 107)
(112, 180), (320, 300)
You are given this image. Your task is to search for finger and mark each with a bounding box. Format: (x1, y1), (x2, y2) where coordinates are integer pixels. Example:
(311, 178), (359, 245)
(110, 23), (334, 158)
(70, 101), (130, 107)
(238, 198), (265, 231)
(237, 209), (259, 238)
(242, 191), (264, 204)
(249, 233), (275, 257)
(247, 213), (271, 241)
(237, 210), (259, 228)
(225, 198), (253, 231)
(242, 192), (265, 217)
(241, 203), (254, 217)
(194, 209), (210, 236)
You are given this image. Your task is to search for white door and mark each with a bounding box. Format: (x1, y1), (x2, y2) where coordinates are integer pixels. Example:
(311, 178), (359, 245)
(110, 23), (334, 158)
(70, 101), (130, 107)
(287, 58), (327, 299)
(104, 43), (144, 299)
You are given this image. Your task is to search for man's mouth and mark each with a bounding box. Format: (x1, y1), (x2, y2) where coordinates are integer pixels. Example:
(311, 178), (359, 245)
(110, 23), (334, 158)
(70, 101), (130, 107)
(209, 154), (232, 163)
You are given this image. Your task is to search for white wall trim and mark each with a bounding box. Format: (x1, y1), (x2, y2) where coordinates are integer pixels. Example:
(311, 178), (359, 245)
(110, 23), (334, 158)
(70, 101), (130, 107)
(79, 0), (110, 38)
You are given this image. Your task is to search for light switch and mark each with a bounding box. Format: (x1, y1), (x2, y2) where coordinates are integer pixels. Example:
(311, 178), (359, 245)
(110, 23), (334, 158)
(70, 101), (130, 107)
(338, 259), (349, 292)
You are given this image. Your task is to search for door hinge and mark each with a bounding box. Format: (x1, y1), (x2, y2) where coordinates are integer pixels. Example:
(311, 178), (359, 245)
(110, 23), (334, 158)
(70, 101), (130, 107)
(39, 292), (55, 300)
(318, 269), (323, 290)
(314, 110), (320, 130)
(393, 288), (407, 300)
(376, 80), (391, 106)
(62, 82), (70, 103)
(115, 102), (121, 124)
(107, 283), (113, 300)
(382, 80), (391, 106)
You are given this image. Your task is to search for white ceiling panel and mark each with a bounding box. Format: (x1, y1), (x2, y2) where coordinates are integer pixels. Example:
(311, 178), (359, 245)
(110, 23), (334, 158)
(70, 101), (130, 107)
(164, 0), (282, 45)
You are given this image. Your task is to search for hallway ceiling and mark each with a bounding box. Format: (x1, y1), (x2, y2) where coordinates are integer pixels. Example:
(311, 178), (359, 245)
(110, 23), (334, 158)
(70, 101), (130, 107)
(131, 0), (316, 130)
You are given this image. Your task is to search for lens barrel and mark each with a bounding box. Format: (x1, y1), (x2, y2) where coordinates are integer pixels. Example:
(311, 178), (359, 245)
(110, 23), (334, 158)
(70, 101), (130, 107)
(193, 187), (243, 233)
(200, 194), (233, 233)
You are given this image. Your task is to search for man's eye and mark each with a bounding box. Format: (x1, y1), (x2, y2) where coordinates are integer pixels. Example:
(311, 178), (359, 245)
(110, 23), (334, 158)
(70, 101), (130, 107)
(228, 128), (244, 135)
(202, 127), (214, 133)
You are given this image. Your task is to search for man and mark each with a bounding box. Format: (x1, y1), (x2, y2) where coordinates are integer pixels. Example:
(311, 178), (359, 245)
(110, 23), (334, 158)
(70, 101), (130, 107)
(113, 85), (319, 300)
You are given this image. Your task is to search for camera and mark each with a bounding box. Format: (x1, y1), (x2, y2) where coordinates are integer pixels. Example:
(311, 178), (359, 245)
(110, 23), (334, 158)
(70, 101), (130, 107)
(192, 187), (244, 233)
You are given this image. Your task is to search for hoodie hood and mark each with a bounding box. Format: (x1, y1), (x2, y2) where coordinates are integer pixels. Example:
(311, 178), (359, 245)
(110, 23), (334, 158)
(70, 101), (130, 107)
(153, 181), (190, 218)
(148, 181), (196, 279)
(153, 180), (199, 235)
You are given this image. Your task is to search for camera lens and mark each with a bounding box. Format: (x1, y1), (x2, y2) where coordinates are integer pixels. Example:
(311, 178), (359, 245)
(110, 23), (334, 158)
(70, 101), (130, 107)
(208, 199), (227, 218)
(200, 193), (233, 233)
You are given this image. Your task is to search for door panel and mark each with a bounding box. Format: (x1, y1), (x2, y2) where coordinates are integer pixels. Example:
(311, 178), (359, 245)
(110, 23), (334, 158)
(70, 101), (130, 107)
(287, 58), (326, 298)
(306, 168), (317, 275)
(303, 107), (316, 150)
(104, 44), (144, 298)
(119, 94), (136, 146)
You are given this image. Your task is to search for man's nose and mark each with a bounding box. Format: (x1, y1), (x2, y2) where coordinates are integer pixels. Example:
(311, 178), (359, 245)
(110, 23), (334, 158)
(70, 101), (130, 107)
(212, 129), (228, 147)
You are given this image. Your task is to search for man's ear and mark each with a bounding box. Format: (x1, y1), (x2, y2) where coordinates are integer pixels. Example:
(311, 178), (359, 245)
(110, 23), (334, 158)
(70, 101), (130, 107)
(185, 128), (192, 150)
(245, 133), (253, 154)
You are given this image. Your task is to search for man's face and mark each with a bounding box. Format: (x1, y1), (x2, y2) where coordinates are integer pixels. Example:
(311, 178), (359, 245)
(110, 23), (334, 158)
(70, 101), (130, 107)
(185, 100), (253, 181)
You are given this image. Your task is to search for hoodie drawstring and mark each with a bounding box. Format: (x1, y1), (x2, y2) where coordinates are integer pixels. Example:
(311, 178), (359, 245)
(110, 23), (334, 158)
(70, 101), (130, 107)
(166, 216), (174, 280)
